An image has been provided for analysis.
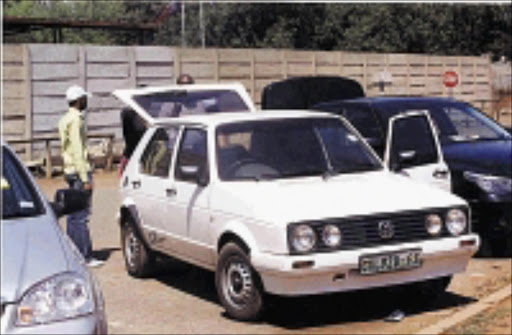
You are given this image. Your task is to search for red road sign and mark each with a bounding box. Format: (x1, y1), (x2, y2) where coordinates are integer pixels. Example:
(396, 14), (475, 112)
(443, 71), (459, 88)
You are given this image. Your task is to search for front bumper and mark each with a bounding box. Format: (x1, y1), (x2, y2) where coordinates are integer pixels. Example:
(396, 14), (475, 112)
(251, 234), (479, 295)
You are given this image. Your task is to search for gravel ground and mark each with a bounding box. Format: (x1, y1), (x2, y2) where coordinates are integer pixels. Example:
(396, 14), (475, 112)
(36, 172), (512, 334)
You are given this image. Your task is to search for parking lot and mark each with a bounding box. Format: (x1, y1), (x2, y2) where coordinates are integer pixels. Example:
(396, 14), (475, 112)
(36, 172), (511, 334)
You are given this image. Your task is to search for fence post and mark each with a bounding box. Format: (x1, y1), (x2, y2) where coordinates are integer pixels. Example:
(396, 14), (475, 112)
(281, 50), (287, 79)
(424, 55), (429, 96)
(129, 47), (136, 87)
(214, 49), (219, 82)
(405, 54), (410, 96)
(363, 53), (368, 92)
(23, 45), (33, 159)
(339, 51), (344, 76)
(312, 53), (317, 75)
(250, 50), (255, 101)
(173, 48), (181, 80)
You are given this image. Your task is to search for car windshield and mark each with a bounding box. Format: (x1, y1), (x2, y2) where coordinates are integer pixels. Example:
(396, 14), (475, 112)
(428, 104), (511, 143)
(2, 147), (44, 220)
(133, 89), (250, 119)
(216, 118), (382, 181)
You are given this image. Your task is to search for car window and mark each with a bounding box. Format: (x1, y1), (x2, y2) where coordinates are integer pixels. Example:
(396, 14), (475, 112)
(341, 105), (383, 140)
(175, 128), (208, 182)
(389, 115), (438, 168)
(432, 105), (510, 142)
(139, 127), (179, 177)
(216, 118), (382, 181)
(2, 147), (44, 219)
(133, 90), (250, 119)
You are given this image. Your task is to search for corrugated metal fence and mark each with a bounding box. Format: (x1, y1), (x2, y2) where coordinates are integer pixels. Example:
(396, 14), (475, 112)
(2, 44), (494, 160)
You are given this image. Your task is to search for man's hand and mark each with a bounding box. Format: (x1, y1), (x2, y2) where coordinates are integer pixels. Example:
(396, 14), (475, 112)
(83, 181), (93, 191)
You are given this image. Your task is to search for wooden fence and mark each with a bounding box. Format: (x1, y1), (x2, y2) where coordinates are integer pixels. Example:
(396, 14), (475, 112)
(2, 44), (493, 161)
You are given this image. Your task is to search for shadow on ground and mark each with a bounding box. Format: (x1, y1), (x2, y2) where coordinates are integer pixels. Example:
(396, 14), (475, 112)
(93, 247), (121, 262)
(262, 287), (476, 329)
(152, 257), (218, 305)
(147, 256), (476, 330)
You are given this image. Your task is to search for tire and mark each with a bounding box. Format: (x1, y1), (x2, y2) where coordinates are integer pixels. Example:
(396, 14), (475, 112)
(215, 242), (264, 321)
(121, 220), (155, 278)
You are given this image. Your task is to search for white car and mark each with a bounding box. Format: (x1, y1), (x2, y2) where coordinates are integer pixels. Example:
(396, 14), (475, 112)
(114, 86), (479, 321)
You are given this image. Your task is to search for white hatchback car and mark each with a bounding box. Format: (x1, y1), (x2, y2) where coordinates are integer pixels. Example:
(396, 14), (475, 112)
(114, 88), (480, 320)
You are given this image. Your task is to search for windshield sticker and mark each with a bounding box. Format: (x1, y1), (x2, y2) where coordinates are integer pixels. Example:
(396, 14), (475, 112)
(1, 177), (10, 190)
(347, 134), (359, 142)
(19, 201), (35, 209)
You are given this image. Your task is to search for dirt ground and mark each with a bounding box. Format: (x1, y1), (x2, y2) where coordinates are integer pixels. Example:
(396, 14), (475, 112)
(444, 296), (511, 335)
(36, 172), (512, 334)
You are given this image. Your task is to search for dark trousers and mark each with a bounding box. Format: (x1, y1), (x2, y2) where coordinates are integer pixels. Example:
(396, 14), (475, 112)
(65, 173), (93, 260)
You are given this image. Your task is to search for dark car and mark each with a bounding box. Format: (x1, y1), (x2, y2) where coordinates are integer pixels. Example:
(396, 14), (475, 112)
(312, 97), (511, 256)
(261, 76), (365, 110)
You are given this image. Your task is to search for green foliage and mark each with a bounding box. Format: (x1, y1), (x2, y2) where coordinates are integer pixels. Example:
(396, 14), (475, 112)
(3, 1), (511, 60)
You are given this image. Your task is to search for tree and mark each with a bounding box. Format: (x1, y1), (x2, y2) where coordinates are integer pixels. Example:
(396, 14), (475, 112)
(3, 1), (511, 60)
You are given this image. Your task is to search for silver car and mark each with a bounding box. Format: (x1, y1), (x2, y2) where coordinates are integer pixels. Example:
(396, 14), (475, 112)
(1, 142), (107, 334)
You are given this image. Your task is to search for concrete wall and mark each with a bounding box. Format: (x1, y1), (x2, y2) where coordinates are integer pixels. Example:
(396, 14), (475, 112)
(1, 44), (494, 160)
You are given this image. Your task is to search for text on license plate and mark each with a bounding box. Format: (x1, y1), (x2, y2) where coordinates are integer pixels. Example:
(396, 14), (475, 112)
(359, 249), (422, 275)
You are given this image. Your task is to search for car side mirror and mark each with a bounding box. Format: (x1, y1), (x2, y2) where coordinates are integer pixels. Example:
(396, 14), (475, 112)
(390, 150), (417, 172)
(399, 150), (416, 164)
(179, 165), (209, 187)
(51, 189), (89, 218)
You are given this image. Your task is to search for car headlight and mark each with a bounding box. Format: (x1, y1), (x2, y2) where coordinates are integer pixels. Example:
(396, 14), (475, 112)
(290, 224), (316, 253)
(425, 214), (442, 236)
(446, 209), (467, 236)
(16, 272), (94, 326)
(322, 224), (342, 247)
(464, 171), (512, 196)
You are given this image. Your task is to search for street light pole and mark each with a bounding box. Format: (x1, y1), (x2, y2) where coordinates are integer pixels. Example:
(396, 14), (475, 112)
(199, 2), (205, 48)
(181, 1), (186, 47)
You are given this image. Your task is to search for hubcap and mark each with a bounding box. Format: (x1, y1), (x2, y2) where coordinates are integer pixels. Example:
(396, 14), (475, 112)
(125, 228), (139, 267)
(224, 260), (253, 306)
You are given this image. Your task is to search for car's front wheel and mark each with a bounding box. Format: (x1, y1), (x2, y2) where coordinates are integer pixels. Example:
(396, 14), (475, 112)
(215, 242), (264, 321)
(121, 220), (155, 278)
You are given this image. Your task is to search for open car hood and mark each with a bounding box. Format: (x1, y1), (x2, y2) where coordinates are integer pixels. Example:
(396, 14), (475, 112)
(113, 83), (256, 126)
(261, 76), (365, 110)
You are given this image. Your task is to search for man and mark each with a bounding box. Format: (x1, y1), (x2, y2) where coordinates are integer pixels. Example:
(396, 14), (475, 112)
(176, 73), (194, 85)
(58, 85), (104, 268)
(119, 107), (146, 176)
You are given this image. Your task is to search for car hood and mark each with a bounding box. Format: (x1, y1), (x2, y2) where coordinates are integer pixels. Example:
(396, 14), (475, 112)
(211, 171), (466, 225)
(443, 139), (512, 177)
(1, 215), (70, 303)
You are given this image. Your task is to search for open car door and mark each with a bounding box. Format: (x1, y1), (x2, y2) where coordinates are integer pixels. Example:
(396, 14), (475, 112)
(113, 83), (255, 126)
(384, 110), (451, 192)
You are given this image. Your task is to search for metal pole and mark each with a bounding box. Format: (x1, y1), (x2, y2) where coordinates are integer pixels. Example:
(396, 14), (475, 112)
(200, 2), (205, 48)
(181, 1), (186, 47)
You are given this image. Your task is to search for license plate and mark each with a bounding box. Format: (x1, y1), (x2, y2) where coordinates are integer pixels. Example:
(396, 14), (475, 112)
(359, 249), (422, 276)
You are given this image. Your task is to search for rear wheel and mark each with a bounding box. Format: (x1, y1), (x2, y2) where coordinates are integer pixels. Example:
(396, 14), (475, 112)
(215, 242), (264, 321)
(121, 220), (155, 278)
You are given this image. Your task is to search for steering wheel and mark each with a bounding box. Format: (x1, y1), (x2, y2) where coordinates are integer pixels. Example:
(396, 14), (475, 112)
(226, 158), (259, 176)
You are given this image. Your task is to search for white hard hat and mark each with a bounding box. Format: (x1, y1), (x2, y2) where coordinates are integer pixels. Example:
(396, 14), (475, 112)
(66, 85), (92, 102)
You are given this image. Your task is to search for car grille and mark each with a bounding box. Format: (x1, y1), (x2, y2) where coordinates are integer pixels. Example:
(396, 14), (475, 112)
(291, 207), (469, 253)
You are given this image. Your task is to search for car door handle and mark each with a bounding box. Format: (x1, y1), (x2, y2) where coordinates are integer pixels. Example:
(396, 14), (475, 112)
(433, 169), (449, 179)
(132, 180), (141, 189)
(166, 188), (177, 197)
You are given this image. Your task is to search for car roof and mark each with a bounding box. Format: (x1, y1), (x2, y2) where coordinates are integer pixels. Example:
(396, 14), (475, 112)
(335, 96), (460, 105)
(152, 110), (338, 127)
